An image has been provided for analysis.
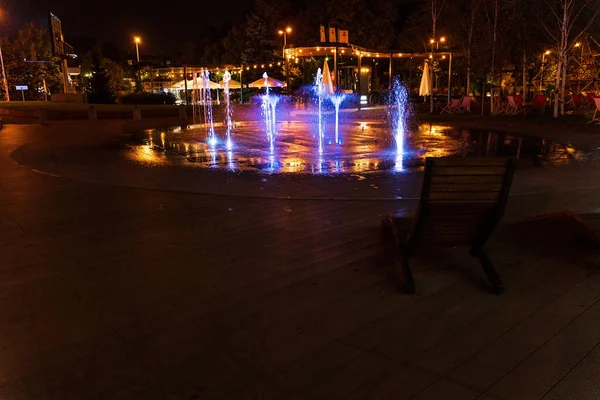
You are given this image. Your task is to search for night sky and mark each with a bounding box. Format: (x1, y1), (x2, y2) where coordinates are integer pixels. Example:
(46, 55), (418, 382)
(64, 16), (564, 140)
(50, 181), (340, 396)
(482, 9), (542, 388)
(8, 0), (270, 55)
(8, 0), (415, 57)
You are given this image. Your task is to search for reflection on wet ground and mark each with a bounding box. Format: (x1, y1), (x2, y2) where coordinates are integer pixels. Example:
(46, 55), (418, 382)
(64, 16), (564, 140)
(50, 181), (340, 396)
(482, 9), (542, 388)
(124, 121), (587, 174)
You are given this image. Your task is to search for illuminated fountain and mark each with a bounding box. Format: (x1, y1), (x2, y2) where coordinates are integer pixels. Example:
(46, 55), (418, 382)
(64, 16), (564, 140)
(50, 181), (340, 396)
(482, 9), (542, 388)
(222, 70), (234, 150)
(202, 69), (217, 145)
(261, 72), (279, 153)
(388, 77), (410, 171)
(134, 75), (428, 174)
(315, 68), (325, 153)
(329, 94), (346, 145)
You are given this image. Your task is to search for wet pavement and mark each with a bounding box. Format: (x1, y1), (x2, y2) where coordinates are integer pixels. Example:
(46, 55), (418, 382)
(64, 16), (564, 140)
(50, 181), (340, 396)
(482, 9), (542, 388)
(2, 119), (600, 399)
(126, 121), (590, 174)
(10, 120), (600, 216)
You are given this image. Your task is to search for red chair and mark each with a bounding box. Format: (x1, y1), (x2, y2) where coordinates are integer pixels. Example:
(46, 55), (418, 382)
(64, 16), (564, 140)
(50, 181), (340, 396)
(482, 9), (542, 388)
(586, 93), (597, 108)
(458, 95), (474, 113)
(528, 94), (547, 115)
(506, 96), (524, 116)
(440, 98), (461, 114)
(592, 98), (600, 123)
(514, 94), (524, 108)
(572, 93), (586, 109)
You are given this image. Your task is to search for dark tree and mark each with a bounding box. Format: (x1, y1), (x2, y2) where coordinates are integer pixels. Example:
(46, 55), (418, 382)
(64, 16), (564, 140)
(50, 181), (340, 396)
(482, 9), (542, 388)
(0, 22), (62, 100)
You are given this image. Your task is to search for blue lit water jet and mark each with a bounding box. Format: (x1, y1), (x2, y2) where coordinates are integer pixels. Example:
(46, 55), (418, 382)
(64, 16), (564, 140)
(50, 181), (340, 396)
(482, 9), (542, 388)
(261, 72), (279, 153)
(202, 69), (217, 145)
(222, 70), (234, 150)
(329, 94), (346, 145)
(315, 68), (325, 154)
(388, 77), (410, 172)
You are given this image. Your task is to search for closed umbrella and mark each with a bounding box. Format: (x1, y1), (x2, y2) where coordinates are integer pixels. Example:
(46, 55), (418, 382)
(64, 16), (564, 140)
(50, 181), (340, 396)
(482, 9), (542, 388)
(322, 60), (334, 94)
(419, 61), (432, 97)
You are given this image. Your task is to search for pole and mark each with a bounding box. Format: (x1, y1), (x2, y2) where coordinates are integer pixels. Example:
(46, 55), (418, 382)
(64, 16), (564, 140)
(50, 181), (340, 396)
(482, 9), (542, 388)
(522, 51), (526, 96)
(21, 89), (25, 102)
(333, 48), (337, 88)
(43, 78), (48, 101)
(481, 81), (485, 116)
(183, 66), (188, 105)
(357, 54), (362, 111)
(240, 67), (243, 104)
(62, 59), (69, 94)
(150, 68), (154, 93)
(447, 52), (452, 103)
(429, 42), (434, 113)
(0, 46), (9, 101)
(388, 53), (392, 88)
(283, 33), (288, 95)
(540, 53), (545, 91)
(136, 42), (140, 63)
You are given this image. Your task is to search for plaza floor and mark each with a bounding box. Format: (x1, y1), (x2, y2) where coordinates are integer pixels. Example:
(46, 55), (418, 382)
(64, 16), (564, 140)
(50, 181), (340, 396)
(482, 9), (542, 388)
(1, 120), (600, 399)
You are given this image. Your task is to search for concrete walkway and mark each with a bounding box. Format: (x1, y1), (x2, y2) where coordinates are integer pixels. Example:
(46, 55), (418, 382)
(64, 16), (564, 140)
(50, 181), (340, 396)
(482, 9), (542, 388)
(1, 121), (600, 399)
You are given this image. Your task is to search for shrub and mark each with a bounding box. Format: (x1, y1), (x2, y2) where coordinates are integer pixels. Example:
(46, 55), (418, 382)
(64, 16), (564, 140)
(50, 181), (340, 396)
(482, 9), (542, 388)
(119, 92), (177, 105)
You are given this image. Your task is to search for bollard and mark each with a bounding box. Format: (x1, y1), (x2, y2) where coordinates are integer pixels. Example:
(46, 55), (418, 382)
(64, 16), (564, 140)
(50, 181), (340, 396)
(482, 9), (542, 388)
(133, 105), (142, 121)
(178, 104), (187, 121)
(38, 108), (48, 124)
(88, 105), (98, 121)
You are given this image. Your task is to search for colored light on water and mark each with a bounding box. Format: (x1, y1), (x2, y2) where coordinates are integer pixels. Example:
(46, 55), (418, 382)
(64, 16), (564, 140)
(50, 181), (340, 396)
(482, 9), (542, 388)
(388, 77), (410, 172)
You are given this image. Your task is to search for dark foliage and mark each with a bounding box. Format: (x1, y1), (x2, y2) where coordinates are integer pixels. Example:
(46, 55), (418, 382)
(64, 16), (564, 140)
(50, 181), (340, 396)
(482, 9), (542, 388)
(119, 92), (177, 105)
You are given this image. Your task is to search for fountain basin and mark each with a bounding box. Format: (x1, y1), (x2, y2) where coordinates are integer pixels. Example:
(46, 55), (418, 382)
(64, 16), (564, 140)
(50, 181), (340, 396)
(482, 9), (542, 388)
(124, 121), (585, 174)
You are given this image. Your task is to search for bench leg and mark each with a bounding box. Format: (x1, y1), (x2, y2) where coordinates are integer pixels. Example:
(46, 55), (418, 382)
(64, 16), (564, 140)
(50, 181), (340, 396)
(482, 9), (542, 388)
(399, 249), (416, 294)
(471, 248), (504, 294)
(381, 216), (416, 294)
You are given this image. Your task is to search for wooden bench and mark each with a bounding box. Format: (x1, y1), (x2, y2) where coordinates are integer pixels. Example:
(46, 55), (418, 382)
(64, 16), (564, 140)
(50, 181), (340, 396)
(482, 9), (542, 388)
(382, 157), (516, 294)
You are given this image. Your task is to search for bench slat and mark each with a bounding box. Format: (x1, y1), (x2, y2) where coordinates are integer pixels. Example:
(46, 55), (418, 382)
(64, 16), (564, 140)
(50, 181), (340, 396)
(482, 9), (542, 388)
(429, 158), (509, 167)
(429, 183), (504, 192)
(430, 175), (505, 185)
(428, 191), (501, 201)
(430, 166), (508, 176)
(426, 202), (495, 216)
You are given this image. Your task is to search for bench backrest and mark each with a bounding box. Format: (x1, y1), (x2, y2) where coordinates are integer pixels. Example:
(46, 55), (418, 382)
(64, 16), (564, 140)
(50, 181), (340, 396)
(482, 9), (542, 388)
(409, 157), (515, 246)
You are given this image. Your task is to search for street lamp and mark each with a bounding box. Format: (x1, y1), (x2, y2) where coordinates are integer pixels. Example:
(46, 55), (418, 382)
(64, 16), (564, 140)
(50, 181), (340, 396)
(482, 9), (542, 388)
(134, 36), (141, 63)
(429, 36), (447, 113)
(278, 27), (292, 58)
(278, 26), (292, 94)
(575, 42), (584, 65)
(540, 50), (551, 90)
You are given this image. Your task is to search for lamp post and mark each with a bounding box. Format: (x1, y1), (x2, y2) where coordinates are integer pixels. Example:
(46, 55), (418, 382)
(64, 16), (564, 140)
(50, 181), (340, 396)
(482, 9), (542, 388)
(574, 42), (584, 68)
(278, 26), (291, 94)
(134, 36), (141, 63)
(0, 45), (9, 101)
(134, 36), (143, 92)
(540, 50), (550, 91)
(429, 36), (446, 113)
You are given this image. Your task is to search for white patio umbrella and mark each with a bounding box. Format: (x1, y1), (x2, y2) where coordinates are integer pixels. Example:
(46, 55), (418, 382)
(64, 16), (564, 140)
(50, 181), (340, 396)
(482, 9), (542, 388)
(322, 60), (334, 94)
(218, 79), (242, 89)
(174, 79), (221, 90)
(247, 76), (286, 88)
(419, 61), (432, 97)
